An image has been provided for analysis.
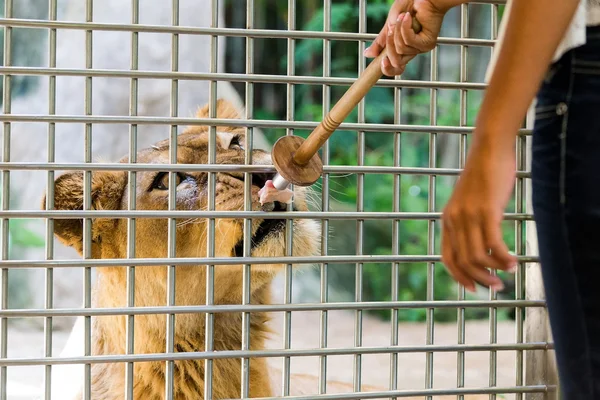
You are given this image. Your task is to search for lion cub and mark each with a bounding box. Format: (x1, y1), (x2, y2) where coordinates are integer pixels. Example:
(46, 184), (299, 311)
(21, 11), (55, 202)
(43, 99), (320, 399)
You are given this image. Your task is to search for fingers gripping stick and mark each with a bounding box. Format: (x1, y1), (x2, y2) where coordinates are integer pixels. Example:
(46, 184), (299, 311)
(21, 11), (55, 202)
(269, 13), (422, 193)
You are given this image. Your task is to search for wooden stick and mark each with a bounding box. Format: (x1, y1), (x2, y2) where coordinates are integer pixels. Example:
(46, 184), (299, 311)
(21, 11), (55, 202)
(293, 14), (422, 165)
(271, 13), (422, 189)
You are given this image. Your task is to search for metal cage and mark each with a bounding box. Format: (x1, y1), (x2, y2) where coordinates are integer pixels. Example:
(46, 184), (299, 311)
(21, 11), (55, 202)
(0, 0), (556, 399)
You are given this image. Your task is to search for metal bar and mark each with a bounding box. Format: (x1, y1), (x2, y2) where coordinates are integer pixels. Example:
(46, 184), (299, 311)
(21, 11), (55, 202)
(457, 5), (469, 400)
(489, 4), (499, 400)
(219, 386), (554, 400)
(0, 67), (490, 90)
(354, 0), (366, 393)
(82, 2), (94, 398)
(0, 343), (554, 367)
(0, 18), (502, 45)
(0, 210), (533, 220)
(0, 0), (12, 398)
(390, 11), (403, 400)
(44, 0), (58, 398)
(0, 115), (533, 135)
(426, 41), (440, 400)
(0, 299), (548, 317)
(0, 162), (534, 178)
(284, 1), (299, 396)
(204, 1), (219, 398)
(0, 254), (541, 268)
(515, 48), (527, 400)
(124, 1), (140, 399)
(164, 1), (179, 398)
(242, 1), (254, 397)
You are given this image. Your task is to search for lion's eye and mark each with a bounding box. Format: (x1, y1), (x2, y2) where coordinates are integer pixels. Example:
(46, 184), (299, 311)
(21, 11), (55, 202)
(229, 135), (244, 151)
(152, 172), (183, 191)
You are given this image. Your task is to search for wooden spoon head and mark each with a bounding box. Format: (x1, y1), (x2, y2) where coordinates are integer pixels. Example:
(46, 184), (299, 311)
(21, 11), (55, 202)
(272, 135), (323, 187)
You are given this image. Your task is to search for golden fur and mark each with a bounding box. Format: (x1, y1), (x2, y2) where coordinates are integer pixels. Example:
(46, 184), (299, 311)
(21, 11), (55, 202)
(43, 99), (321, 399)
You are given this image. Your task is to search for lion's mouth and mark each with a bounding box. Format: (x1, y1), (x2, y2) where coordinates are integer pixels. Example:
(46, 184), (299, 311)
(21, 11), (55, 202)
(233, 201), (289, 257)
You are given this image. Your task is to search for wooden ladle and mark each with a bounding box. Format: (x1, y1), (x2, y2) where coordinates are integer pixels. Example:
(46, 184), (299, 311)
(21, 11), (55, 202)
(271, 13), (422, 190)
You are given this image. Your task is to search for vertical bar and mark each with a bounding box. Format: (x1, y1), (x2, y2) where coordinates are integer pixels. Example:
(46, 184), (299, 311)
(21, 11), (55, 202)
(43, 0), (58, 398)
(164, 1), (179, 398)
(514, 44), (526, 400)
(317, 0), (330, 394)
(125, 1), (140, 398)
(281, 162), (294, 394)
(241, 1), (254, 398)
(456, 4), (469, 400)
(281, 2), (295, 395)
(354, 0), (366, 393)
(280, 0), (296, 396)
(0, 1), (11, 398)
(82, 2), (94, 398)
(488, 4), (499, 400)
(390, 49), (402, 400)
(204, 1), (218, 398)
(426, 45), (439, 400)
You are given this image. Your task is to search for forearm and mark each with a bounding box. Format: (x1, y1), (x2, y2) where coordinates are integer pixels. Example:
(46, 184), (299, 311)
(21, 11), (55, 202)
(474, 0), (580, 147)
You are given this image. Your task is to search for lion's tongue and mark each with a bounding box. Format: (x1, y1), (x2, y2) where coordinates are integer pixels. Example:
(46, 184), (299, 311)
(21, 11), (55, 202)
(258, 180), (294, 205)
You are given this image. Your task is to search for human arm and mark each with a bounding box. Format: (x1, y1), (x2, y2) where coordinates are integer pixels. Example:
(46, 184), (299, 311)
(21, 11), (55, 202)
(441, 0), (581, 292)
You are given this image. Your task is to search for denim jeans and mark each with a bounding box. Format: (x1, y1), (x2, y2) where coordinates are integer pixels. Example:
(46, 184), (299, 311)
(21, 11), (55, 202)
(531, 25), (600, 399)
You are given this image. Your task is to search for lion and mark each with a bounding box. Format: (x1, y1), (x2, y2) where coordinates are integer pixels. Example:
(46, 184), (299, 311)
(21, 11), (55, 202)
(42, 99), (326, 399)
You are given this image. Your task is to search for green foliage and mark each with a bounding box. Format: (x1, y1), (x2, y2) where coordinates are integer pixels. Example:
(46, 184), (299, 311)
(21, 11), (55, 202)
(0, 191), (46, 308)
(247, 1), (517, 322)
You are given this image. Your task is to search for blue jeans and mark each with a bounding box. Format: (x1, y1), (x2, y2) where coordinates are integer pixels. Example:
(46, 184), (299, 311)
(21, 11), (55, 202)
(532, 25), (600, 399)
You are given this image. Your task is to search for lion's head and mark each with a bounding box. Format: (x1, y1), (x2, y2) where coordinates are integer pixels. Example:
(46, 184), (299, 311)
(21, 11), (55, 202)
(43, 99), (320, 308)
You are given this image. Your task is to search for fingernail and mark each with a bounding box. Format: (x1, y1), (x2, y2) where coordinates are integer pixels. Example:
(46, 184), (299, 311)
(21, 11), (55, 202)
(491, 282), (505, 291)
(381, 56), (388, 68)
(507, 263), (517, 273)
(396, 13), (403, 22)
(363, 47), (370, 55)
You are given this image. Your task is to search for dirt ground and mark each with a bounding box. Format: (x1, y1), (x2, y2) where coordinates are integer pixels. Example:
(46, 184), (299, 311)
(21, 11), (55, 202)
(5, 311), (525, 400)
(4, 274), (537, 400)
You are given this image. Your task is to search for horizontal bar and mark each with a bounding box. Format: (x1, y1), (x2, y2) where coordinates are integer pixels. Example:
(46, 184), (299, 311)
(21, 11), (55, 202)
(0, 162), (532, 178)
(0, 254), (540, 268)
(248, 385), (553, 400)
(0, 300), (546, 318)
(0, 343), (552, 367)
(0, 210), (533, 221)
(0, 115), (533, 136)
(0, 67), (487, 90)
(0, 19), (499, 47)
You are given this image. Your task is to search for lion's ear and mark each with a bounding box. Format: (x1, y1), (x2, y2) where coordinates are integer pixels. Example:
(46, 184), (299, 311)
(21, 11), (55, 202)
(195, 98), (241, 120)
(41, 171), (127, 254)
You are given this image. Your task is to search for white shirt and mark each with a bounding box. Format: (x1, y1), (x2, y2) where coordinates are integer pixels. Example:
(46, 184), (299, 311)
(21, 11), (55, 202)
(485, 0), (600, 82)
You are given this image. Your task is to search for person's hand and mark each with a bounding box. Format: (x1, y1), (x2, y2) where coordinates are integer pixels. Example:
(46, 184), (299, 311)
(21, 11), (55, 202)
(364, 0), (448, 76)
(440, 133), (518, 292)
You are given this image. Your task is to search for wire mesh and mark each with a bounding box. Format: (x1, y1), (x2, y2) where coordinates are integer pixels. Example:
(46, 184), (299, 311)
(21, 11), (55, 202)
(0, 1), (555, 400)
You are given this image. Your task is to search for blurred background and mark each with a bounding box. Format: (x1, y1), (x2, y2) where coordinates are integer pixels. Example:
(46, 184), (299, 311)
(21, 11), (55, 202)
(0, 0), (517, 328)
